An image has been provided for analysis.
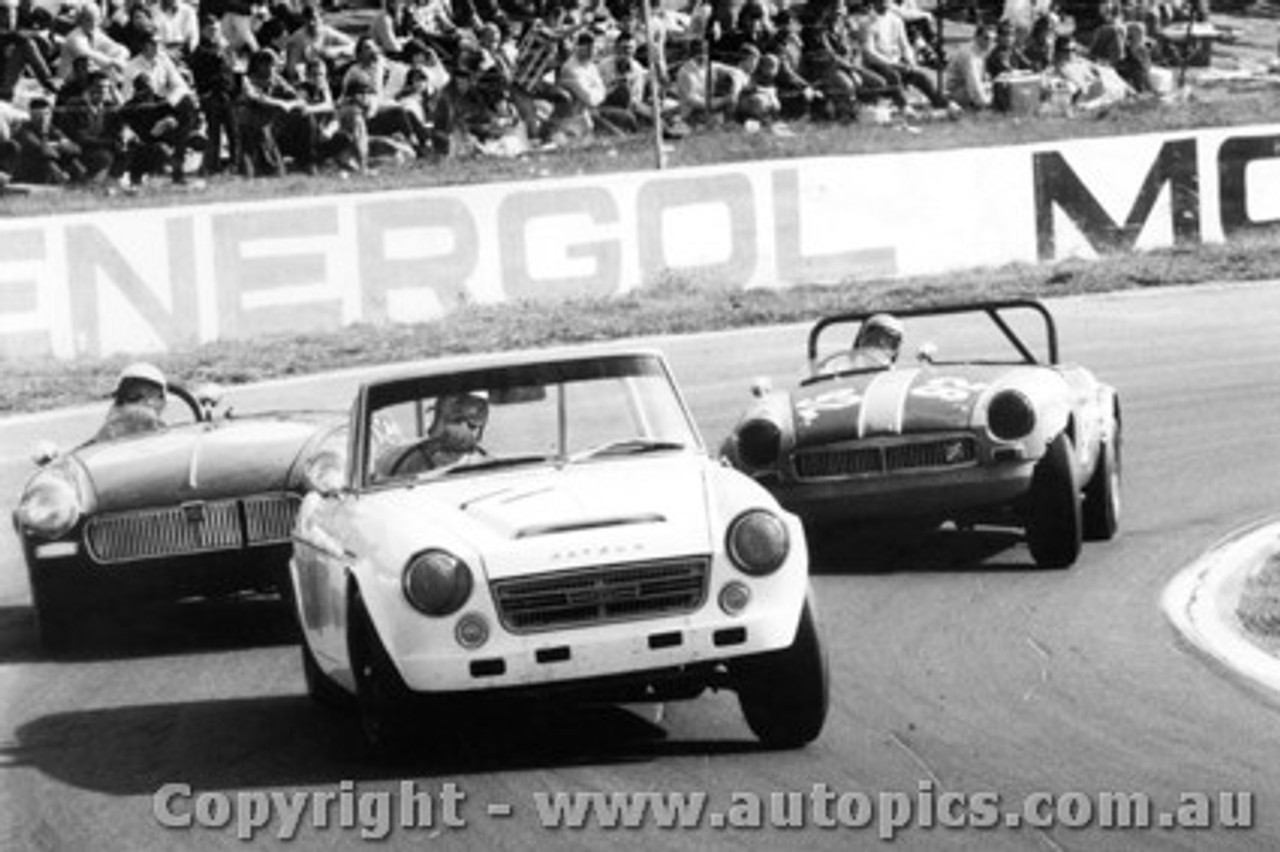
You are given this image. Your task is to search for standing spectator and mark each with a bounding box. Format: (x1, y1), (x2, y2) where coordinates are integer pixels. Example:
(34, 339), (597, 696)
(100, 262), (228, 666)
(153, 0), (201, 61)
(1, 0), (58, 103)
(12, 96), (85, 183)
(123, 28), (201, 183)
(57, 3), (129, 82)
(943, 22), (993, 109)
(861, 0), (953, 111)
(190, 12), (239, 174)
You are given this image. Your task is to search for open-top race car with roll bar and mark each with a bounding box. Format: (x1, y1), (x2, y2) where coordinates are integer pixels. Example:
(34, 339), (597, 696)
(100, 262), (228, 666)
(720, 299), (1121, 569)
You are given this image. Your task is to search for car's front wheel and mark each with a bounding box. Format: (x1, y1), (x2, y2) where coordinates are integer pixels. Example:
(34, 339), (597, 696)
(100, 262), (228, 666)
(28, 565), (83, 653)
(733, 596), (829, 748)
(1024, 432), (1083, 569)
(301, 639), (355, 711)
(348, 589), (415, 757)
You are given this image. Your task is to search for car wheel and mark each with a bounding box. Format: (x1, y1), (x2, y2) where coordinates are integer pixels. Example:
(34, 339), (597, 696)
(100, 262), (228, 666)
(1024, 432), (1083, 569)
(301, 640), (355, 712)
(28, 567), (82, 653)
(1082, 426), (1121, 542)
(348, 591), (414, 757)
(734, 595), (829, 748)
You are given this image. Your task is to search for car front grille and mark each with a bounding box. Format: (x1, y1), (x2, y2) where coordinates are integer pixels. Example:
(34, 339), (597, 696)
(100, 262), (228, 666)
(491, 557), (710, 633)
(84, 493), (300, 565)
(794, 436), (978, 481)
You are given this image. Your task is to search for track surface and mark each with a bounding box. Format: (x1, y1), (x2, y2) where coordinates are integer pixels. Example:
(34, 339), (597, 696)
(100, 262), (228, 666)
(2, 283), (1279, 850)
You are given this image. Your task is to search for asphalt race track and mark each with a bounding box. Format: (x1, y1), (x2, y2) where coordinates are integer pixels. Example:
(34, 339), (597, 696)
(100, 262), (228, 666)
(2, 282), (1280, 851)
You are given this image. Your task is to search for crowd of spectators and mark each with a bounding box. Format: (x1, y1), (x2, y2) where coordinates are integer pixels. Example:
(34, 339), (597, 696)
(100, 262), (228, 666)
(0, 0), (1219, 190)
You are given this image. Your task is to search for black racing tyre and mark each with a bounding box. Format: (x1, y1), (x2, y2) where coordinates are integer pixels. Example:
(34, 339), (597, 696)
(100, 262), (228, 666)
(1082, 421), (1122, 542)
(734, 596), (830, 748)
(348, 589), (415, 757)
(28, 567), (83, 653)
(1025, 432), (1083, 569)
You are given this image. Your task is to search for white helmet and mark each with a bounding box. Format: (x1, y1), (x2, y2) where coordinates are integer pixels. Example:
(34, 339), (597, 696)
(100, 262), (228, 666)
(855, 313), (905, 348)
(114, 362), (167, 401)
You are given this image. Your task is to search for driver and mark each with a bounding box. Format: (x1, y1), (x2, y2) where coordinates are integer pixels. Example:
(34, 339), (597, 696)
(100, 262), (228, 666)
(94, 362), (168, 442)
(381, 391), (490, 476)
(848, 313), (905, 370)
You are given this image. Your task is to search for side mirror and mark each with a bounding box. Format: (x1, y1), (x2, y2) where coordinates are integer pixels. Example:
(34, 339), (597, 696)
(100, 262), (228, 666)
(917, 342), (938, 365)
(302, 451), (346, 497)
(193, 382), (224, 418)
(31, 441), (60, 467)
(750, 377), (773, 398)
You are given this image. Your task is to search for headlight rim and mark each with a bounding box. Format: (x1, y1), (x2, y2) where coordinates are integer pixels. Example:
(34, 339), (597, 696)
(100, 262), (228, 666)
(736, 418), (784, 469)
(402, 548), (474, 617)
(16, 471), (82, 541)
(987, 389), (1037, 441)
(726, 508), (791, 577)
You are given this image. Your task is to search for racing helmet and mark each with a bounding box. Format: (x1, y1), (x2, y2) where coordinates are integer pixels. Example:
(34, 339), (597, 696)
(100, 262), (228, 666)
(854, 313), (905, 350)
(114, 362), (167, 403)
(432, 391), (490, 434)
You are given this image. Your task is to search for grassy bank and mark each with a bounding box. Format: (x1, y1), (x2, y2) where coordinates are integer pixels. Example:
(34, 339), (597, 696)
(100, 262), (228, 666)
(5, 230), (1280, 416)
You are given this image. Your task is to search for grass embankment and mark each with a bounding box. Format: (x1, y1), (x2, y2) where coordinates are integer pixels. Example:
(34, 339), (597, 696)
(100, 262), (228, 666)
(5, 231), (1280, 416)
(1236, 547), (1280, 652)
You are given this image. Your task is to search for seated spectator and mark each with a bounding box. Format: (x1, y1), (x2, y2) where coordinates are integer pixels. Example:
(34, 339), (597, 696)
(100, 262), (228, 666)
(330, 73), (373, 171)
(944, 23), (994, 110)
(735, 44), (781, 125)
(235, 47), (319, 175)
(557, 30), (636, 137)
(1089, 2), (1127, 67)
(282, 4), (355, 83)
(798, 1), (875, 120)
(861, 0), (953, 111)
(675, 37), (744, 125)
(12, 96), (86, 183)
(54, 69), (124, 183)
(1044, 34), (1132, 110)
(190, 13), (240, 175)
(599, 28), (683, 135)
(122, 28), (201, 183)
(116, 73), (191, 185)
(432, 48), (519, 156)
(403, 0), (460, 62)
(370, 0), (413, 60)
(985, 19), (1032, 79)
(891, 0), (939, 66)
(1115, 20), (1155, 93)
(0, 105), (16, 183)
(220, 0), (269, 63)
(57, 3), (129, 82)
(765, 9), (821, 120)
(1, 0), (59, 103)
(342, 36), (431, 155)
(152, 0), (200, 62)
(1023, 12), (1057, 71)
(108, 0), (159, 58)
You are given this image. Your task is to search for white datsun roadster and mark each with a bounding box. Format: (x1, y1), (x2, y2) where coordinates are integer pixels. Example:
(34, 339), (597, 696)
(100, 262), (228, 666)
(289, 349), (828, 753)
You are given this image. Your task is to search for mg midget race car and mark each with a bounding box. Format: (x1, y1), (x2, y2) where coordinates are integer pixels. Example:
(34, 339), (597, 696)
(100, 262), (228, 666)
(720, 300), (1121, 569)
(289, 349), (828, 752)
(12, 374), (341, 649)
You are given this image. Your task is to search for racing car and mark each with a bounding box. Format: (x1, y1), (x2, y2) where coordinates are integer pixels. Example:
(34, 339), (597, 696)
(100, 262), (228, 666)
(289, 349), (828, 752)
(720, 300), (1121, 569)
(12, 376), (341, 649)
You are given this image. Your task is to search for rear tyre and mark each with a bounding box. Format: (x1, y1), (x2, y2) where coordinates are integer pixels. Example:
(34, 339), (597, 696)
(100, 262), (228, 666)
(1082, 421), (1122, 542)
(734, 596), (829, 748)
(1024, 433), (1082, 569)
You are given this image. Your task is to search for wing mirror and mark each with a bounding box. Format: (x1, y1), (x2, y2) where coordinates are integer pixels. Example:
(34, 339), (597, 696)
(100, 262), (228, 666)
(31, 441), (60, 467)
(193, 382), (224, 418)
(917, 342), (938, 365)
(750, 377), (773, 398)
(302, 451), (346, 497)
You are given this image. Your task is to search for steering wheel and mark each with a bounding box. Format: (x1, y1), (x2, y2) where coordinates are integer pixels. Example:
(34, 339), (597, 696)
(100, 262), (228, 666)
(386, 437), (488, 476)
(166, 383), (209, 424)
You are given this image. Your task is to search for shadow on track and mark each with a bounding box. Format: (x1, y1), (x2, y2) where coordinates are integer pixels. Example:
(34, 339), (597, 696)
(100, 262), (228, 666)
(2, 696), (764, 795)
(0, 595), (298, 665)
(806, 523), (1043, 574)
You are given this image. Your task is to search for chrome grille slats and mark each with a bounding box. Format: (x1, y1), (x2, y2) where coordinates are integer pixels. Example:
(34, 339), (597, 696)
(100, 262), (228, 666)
(84, 493), (299, 565)
(794, 436), (978, 481)
(491, 557), (709, 633)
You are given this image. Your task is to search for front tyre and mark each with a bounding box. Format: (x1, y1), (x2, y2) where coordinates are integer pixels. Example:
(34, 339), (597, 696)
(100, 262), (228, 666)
(28, 564), (83, 653)
(1024, 433), (1083, 569)
(348, 588), (415, 757)
(734, 596), (829, 748)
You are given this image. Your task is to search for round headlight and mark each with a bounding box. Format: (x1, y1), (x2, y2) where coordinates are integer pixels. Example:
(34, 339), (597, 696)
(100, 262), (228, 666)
(988, 390), (1037, 441)
(736, 419), (782, 469)
(402, 550), (473, 616)
(16, 473), (80, 540)
(726, 510), (790, 576)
